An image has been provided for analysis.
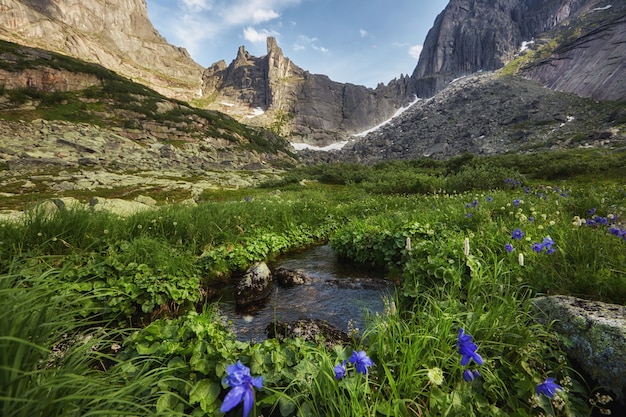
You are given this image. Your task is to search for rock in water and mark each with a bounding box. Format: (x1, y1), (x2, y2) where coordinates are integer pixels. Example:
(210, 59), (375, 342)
(235, 262), (273, 309)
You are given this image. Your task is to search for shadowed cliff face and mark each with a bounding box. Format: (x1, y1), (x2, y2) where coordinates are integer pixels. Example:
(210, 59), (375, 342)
(0, 0), (204, 100)
(411, 0), (593, 98)
(202, 37), (414, 146)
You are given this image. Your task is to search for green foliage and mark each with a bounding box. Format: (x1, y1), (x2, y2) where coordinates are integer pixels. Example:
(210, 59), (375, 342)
(2, 159), (625, 416)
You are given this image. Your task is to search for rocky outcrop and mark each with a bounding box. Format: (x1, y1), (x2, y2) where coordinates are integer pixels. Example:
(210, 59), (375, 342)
(532, 295), (626, 402)
(411, 0), (592, 98)
(203, 37), (414, 146)
(0, 0), (204, 100)
(316, 73), (625, 164)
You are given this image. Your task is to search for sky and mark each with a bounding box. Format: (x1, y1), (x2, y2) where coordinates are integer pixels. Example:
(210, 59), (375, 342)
(145, 0), (450, 88)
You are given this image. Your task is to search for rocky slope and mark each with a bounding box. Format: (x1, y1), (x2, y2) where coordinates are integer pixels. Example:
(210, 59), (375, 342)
(202, 37), (414, 146)
(0, 39), (295, 209)
(0, 0), (204, 100)
(300, 72), (625, 164)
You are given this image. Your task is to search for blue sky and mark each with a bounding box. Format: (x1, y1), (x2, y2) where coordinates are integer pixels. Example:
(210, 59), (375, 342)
(145, 0), (450, 88)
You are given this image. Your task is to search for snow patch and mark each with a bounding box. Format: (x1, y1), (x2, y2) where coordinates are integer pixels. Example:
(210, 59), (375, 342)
(220, 102), (235, 107)
(245, 107), (265, 118)
(291, 141), (349, 152)
(450, 75), (467, 84)
(353, 95), (421, 138)
(520, 40), (535, 52)
(593, 5), (612, 11)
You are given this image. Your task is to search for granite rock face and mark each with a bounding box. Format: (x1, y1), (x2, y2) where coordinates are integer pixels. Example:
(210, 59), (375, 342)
(411, 0), (592, 98)
(532, 295), (626, 402)
(0, 0), (204, 100)
(203, 37), (414, 146)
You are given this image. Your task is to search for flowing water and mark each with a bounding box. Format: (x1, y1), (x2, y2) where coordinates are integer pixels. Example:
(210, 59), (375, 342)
(217, 245), (394, 342)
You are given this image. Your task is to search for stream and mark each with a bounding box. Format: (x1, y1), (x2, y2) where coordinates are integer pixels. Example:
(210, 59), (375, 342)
(217, 245), (394, 342)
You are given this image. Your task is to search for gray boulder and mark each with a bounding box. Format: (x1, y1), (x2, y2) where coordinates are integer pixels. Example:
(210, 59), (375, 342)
(532, 295), (626, 402)
(235, 262), (273, 309)
(273, 267), (309, 287)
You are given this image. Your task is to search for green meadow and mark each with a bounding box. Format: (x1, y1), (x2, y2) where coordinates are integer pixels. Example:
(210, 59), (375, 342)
(1, 149), (625, 416)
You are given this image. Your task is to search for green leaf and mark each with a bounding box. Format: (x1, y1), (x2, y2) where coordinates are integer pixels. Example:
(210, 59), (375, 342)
(189, 379), (221, 411)
(156, 392), (178, 413)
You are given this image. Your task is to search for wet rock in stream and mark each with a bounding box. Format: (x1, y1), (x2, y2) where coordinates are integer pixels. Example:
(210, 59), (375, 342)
(266, 318), (353, 349)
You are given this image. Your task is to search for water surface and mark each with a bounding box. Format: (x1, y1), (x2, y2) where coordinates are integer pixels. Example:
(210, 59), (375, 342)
(217, 245), (393, 342)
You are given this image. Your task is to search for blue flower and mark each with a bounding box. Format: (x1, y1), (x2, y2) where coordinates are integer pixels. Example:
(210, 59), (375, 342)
(513, 199), (521, 207)
(462, 369), (481, 382)
(511, 228), (525, 240)
(588, 207), (597, 216)
(486, 196), (493, 202)
(531, 242), (544, 253)
(220, 361), (263, 417)
(536, 377), (562, 398)
(349, 350), (374, 374)
(472, 200), (479, 207)
(505, 243), (514, 253)
(334, 361), (347, 380)
(457, 328), (484, 366)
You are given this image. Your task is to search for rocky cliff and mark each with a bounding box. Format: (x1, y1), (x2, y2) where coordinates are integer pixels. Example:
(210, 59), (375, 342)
(203, 37), (414, 146)
(410, 0), (620, 99)
(519, 2), (626, 101)
(0, 0), (204, 100)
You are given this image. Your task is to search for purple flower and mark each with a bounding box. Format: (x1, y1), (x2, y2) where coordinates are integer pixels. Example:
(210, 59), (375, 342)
(457, 328), (484, 366)
(505, 243), (514, 253)
(220, 361), (263, 417)
(334, 361), (347, 380)
(513, 199), (521, 208)
(472, 200), (479, 207)
(486, 196), (493, 202)
(462, 369), (481, 382)
(511, 228), (525, 240)
(588, 207), (597, 216)
(531, 243), (544, 253)
(349, 350), (374, 374)
(542, 236), (555, 247)
(536, 377), (562, 398)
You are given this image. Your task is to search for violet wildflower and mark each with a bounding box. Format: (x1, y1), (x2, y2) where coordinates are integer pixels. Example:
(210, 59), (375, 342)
(511, 228), (525, 240)
(349, 350), (374, 374)
(536, 377), (562, 398)
(462, 369), (481, 382)
(486, 196), (493, 202)
(513, 199), (521, 208)
(457, 328), (483, 366)
(334, 361), (347, 380)
(220, 361), (263, 417)
(505, 243), (514, 253)
(531, 242), (544, 253)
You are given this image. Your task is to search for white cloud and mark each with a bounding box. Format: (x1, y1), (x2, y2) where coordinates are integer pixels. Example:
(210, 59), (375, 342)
(243, 26), (280, 43)
(252, 9), (280, 23)
(293, 34), (327, 53)
(223, 0), (300, 26)
(359, 28), (369, 38)
(409, 44), (423, 60)
(181, 0), (212, 12)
